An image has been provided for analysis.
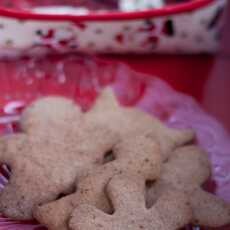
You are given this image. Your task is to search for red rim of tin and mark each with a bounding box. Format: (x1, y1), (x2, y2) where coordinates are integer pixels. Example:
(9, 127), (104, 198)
(0, 0), (214, 21)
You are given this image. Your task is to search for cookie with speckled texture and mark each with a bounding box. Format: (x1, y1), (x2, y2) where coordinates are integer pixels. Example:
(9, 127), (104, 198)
(0, 97), (118, 220)
(146, 145), (230, 227)
(34, 135), (162, 230)
(86, 88), (194, 160)
(69, 174), (192, 230)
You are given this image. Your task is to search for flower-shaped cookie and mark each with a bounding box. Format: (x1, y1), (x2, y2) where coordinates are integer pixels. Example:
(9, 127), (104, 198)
(0, 97), (118, 220)
(146, 145), (230, 227)
(34, 135), (162, 230)
(86, 89), (194, 160)
(69, 174), (192, 230)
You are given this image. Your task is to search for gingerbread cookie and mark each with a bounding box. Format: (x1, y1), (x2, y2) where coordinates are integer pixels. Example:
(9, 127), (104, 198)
(146, 145), (230, 227)
(0, 97), (118, 219)
(34, 135), (162, 230)
(86, 88), (194, 160)
(69, 174), (192, 230)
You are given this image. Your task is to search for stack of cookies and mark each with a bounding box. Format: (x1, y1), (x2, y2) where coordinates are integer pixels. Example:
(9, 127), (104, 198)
(0, 88), (229, 230)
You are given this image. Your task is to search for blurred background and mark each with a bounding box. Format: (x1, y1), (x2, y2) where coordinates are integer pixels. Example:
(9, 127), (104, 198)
(105, 1), (230, 132)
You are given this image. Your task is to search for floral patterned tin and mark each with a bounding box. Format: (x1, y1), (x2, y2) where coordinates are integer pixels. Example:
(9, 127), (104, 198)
(0, 0), (227, 57)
